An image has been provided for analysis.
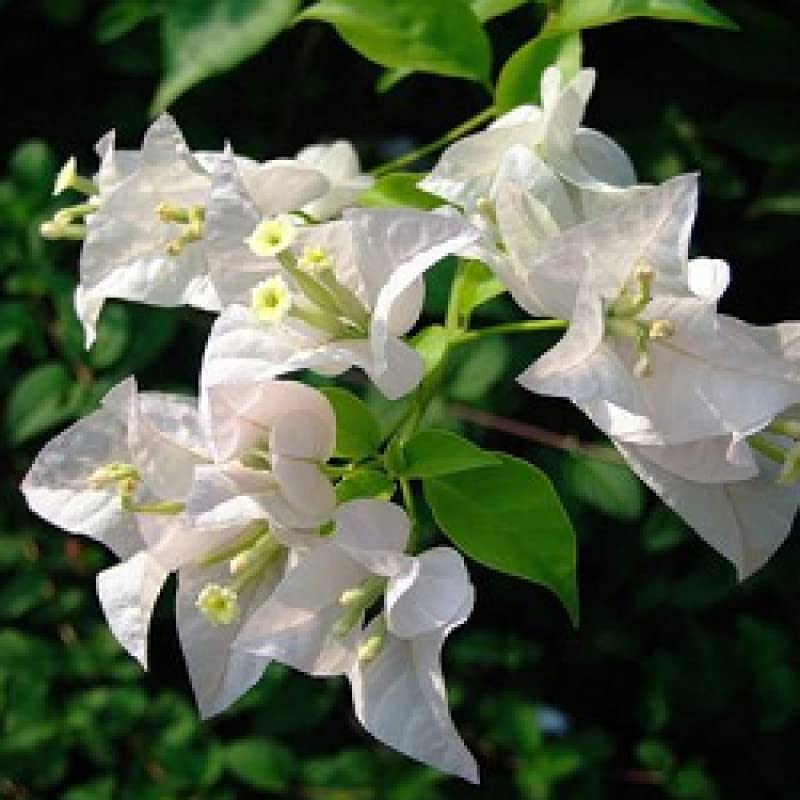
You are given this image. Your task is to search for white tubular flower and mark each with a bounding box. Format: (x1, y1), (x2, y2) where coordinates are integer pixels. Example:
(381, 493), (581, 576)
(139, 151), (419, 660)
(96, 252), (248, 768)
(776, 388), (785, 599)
(187, 380), (337, 531)
(511, 174), (800, 446)
(201, 207), (478, 400)
(615, 434), (800, 579)
(420, 66), (636, 214)
(20, 377), (210, 667)
(296, 140), (374, 220)
(234, 501), (478, 783)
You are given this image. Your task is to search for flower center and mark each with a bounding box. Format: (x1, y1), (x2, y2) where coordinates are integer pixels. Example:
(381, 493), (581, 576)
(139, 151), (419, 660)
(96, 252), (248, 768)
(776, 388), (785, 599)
(749, 416), (800, 485)
(196, 522), (285, 626)
(332, 575), (387, 638)
(605, 263), (676, 378)
(245, 216), (370, 340)
(157, 201), (206, 256)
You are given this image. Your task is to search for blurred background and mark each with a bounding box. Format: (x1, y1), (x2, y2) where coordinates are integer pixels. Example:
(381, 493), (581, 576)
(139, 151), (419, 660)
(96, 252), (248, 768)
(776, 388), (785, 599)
(2, 0), (800, 797)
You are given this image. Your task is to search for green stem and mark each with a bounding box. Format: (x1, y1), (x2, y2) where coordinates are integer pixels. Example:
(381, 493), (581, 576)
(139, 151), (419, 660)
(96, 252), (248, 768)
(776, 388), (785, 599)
(372, 107), (497, 178)
(454, 318), (568, 346)
(748, 434), (786, 465)
(400, 477), (419, 554)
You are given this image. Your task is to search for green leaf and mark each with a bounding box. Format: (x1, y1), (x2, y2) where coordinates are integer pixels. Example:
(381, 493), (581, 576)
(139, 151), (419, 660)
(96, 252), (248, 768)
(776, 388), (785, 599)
(391, 429), (500, 478)
(225, 737), (296, 792)
(320, 387), (382, 459)
(547, 0), (737, 33)
(471, 0), (530, 22)
(376, 0), (524, 92)
(457, 259), (507, 319)
(424, 454), (579, 623)
(564, 453), (645, 521)
(359, 173), (442, 210)
(88, 303), (129, 370)
(96, 1), (160, 43)
(495, 32), (582, 114)
(6, 363), (84, 444)
(152, 0), (299, 114)
(298, 0), (492, 83)
(411, 324), (450, 376)
(450, 338), (511, 402)
(335, 468), (396, 503)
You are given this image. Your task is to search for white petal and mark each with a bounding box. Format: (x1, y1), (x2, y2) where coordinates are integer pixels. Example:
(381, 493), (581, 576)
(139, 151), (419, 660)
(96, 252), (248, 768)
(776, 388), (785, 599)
(519, 174), (698, 319)
(20, 404), (142, 559)
(346, 336), (425, 401)
(687, 257), (730, 302)
(239, 158), (329, 216)
(570, 128), (637, 188)
(130, 392), (209, 500)
(233, 542), (365, 676)
(543, 68), (595, 163)
(348, 597), (479, 783)
(518, 288), (606, 400)
(617, 441), (800, 579)
(200, 305), (334, 389)
(75, 285), (105, 350)
(96, 551), (169, 668)
(333, 500), (411, 575)
(204, 379), (335, 462)
(177, 560), (277, 718)
(270, 455), (336, 528)
(419, 118), (544, 211)
(386, 547), (473, 639)
(186, 463), (281, 529)
(297, 141), (372, 220)
(581, 301), (800, 444)
(363, 208), (478, 369)
(205, 153), (272, 305)
(625, 436), (758, 484)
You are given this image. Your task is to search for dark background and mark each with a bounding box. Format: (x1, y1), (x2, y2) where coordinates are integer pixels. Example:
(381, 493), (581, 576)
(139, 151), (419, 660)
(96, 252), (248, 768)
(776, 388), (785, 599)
(2, 1), (800, 798)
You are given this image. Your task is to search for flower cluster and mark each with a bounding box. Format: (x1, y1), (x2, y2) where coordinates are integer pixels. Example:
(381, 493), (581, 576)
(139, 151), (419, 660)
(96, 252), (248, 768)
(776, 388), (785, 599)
(26, 66), (800, 781)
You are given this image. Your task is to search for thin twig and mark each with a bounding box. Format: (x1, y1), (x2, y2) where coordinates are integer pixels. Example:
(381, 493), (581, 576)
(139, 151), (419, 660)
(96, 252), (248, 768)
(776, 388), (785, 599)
(449, 402), (624, 464)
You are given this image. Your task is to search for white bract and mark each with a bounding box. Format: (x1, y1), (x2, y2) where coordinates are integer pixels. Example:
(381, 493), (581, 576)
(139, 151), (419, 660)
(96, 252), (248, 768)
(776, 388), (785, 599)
(616, 432), (800, 579)
(106, 516), (322, 718)
(65, 115), (328, 347)
(297, 140), (374, 220)
(201, 195), (478, 399)
(510, 174), (800, 446)
(188, 379), (337, 530)
(420, 67), (636, 214)
(234, 499), (478, 783)
(20, 377), (208, 665)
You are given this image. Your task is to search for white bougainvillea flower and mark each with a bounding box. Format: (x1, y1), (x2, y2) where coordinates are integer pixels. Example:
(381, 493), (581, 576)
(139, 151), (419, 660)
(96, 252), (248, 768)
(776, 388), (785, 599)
(234, 500), (478, 782)
(20, 377), (208, 665)
(98, 512), (322, 717)
(349, 546), (478, 784)
(615, 432), (800, 579)
(420, 66), (636, 214)
(296, 140), (374, 220)
(201, 205), (478, 399)
(20, 377), (206, 562)
(233, 499), (411, 675)
(187, 380), (337, 530)
(75, 116), (327, 347)
(513, 174), (800, 445)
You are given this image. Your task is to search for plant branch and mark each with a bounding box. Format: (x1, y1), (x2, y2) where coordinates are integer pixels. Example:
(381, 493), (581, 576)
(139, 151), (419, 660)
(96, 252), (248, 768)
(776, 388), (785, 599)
(449, 402), (624, 464)
(372, 107), (497, 178)
(454, 318), (568, 345)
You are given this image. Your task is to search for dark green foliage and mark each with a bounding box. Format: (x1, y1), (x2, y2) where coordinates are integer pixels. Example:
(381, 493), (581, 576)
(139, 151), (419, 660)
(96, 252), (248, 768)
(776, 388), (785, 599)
(1, 0), (799, 797)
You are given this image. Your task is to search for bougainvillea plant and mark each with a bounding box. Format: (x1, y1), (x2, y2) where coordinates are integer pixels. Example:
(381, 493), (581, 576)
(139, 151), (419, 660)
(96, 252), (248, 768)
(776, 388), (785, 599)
(21, 0), (800, 784)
